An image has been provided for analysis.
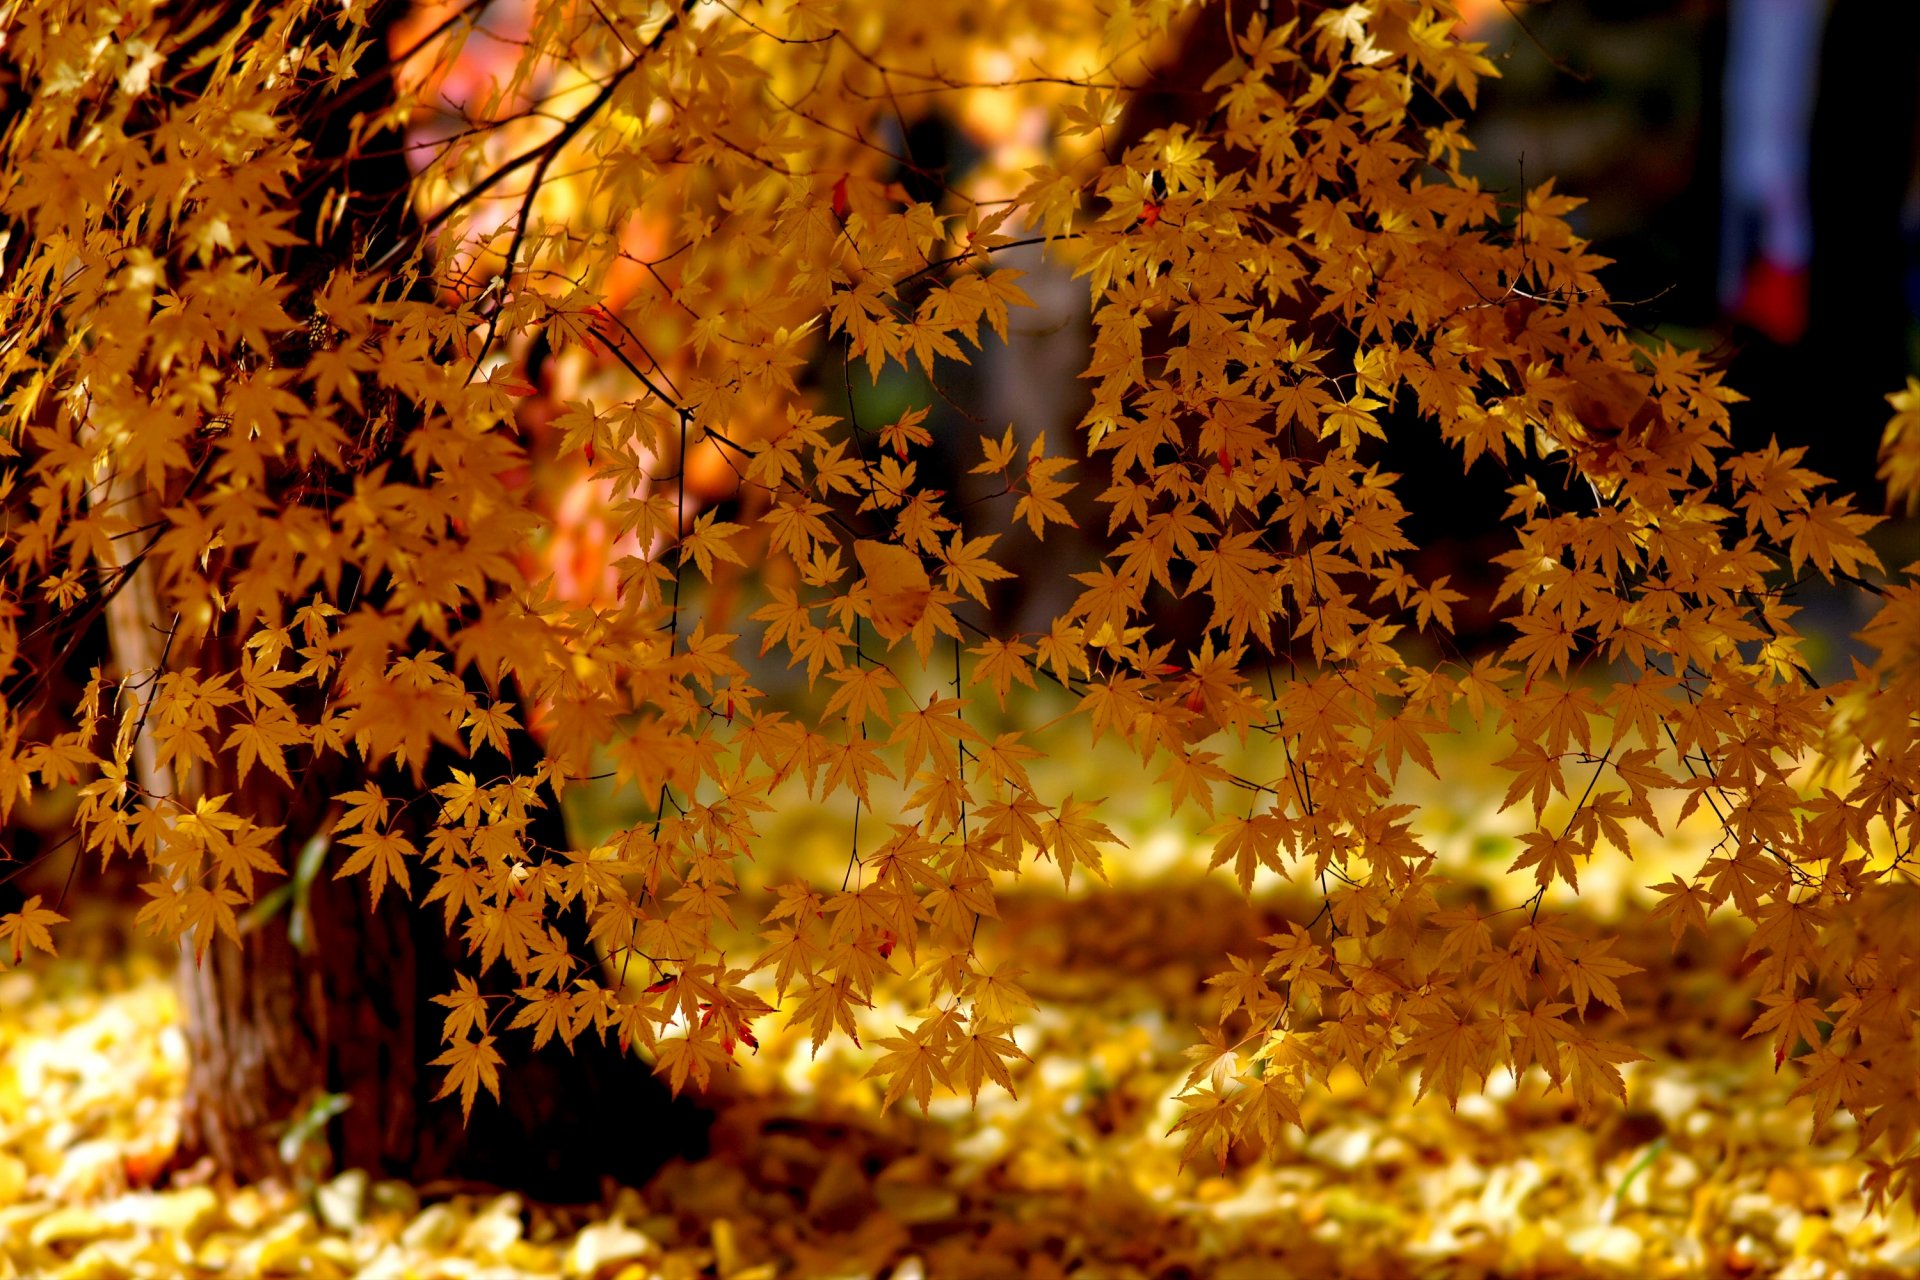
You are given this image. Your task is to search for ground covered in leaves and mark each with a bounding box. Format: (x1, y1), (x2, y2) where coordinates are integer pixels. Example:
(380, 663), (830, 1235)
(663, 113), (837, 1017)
(7, 874), (1920, 1280)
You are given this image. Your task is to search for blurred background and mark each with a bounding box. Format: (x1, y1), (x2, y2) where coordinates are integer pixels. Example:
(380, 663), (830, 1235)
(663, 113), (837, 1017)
(1457, 0), (1920, 505)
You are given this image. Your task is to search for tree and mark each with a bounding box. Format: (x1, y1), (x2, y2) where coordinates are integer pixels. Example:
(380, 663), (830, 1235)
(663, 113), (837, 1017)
(0, 0), (703, 1194)
(5, 0), (1920, 1209)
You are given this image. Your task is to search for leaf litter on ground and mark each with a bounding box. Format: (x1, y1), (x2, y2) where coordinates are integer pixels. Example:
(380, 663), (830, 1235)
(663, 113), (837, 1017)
(6, 879), (1920, 1279)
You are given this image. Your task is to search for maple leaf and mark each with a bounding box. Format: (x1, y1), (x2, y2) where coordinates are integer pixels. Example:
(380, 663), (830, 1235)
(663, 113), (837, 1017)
(224, 714), (302, 786)
(1402, 1006), (1492, 1109)
(0, 896), (65, 965)
(1791, 1044), (1869, 1135)
(947, 1022), (1027, 1102)
(1159, 748), (1229, 818)
(965, 960), (1035, 1024)
(1496, 741), (1566, 816)
(463, 701), (521, 757)
(432, 972), (491, 1043)
(973, 424), (1019, 475)
(1507, 1001), (1574, 1088)
(1039, 795), (1122, 890)
(1505, 611), (1582, 682)
(1410, 575), (1468, 632)
(678, 510), (748, 581)
(1429, 904), (1495, 967)
(1012, 439), (1076, 538)
(1745, 988), (1827, 1066)
(1508, 826), (1584, 891)
(940, 532), (1014, 604)
(752, 923), (822, 1000)
(853, 539), (933, 642)
(1206, 954), (1274, 1025)
(868, 1025), (952, 1112)
(1210, 813), (1282, 895)
(1260, 922), (1326, 978)
(510, 988), (578, 1050)
(431, 1035), (505, 1121)
(823, 663), (901, 728)
(206, 824), (286, 902)
(333, 785), (392, 834)
(1560, 1032), (1645, 1110)
(878, 405), (933, 457)
(181, 886), (249, 963)
(789, 975), (865, 1053)
(334, 827), (418, 907)
(466, 897), (546, 975)
(1779, 497), (1883, 582)
(969, 637), (1037, 710)
(1558, 938), (1640, 1017)
(1510, 915), (1580, 978)
(1168, 1084), (1242, 1171)
(1647, 875), (1714, 946)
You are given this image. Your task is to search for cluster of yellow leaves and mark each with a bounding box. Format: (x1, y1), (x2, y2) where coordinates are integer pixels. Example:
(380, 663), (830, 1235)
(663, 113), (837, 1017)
(1881, 377), (1920, 514)
(4, 0), (1920, 1210)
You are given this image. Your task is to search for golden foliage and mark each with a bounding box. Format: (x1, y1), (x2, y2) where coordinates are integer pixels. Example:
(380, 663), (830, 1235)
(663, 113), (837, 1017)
(3, 0), (1919, 1209)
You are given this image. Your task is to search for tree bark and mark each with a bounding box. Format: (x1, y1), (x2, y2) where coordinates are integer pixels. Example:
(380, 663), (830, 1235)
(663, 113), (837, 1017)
(170, 822), (707, 1199)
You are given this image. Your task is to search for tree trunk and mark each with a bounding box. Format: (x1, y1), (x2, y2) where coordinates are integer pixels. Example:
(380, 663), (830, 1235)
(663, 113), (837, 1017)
(91, 0), (707, 1200)
(171, 827), (707, 1199)
(174, 854), (434, 1186)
